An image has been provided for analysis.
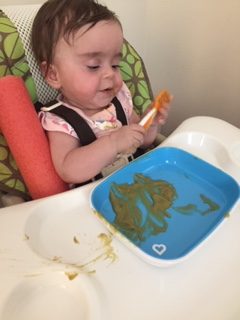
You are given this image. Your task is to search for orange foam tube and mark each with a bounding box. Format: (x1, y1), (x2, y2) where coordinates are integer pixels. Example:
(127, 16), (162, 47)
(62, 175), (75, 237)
(0, 76), (68, 199)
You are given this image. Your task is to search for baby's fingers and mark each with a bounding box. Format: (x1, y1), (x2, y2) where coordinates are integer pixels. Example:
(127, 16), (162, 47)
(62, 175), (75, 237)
(156, 106), (170, 125)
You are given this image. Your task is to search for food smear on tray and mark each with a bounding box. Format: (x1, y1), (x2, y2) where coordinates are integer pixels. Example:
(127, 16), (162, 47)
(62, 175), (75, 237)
(109, 174), (220, 244)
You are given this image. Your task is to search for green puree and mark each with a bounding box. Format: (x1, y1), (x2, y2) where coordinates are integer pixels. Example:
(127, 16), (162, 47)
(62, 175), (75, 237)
(109, 174), (220, 244)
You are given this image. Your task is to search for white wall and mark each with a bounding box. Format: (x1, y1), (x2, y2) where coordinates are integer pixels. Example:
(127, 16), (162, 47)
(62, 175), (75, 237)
(2, 0), (240, 135)
(104, 0), (240, 135)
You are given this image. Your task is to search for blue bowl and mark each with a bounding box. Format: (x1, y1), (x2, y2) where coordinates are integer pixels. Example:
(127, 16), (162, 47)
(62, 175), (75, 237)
(91, 147), (240, 265)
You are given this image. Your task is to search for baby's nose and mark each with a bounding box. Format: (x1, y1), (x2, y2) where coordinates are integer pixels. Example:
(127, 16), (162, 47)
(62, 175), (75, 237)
(103, 66), (115, 78)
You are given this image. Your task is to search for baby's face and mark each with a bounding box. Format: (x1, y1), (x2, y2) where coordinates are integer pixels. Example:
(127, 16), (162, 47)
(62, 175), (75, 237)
(49, 20), (124, 115)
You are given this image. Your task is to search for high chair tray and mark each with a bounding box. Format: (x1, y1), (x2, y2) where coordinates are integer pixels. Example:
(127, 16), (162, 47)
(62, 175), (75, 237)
(91, 147), (240, 266)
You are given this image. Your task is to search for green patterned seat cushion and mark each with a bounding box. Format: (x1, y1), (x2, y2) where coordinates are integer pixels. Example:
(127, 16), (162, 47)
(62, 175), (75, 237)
(0, 10), (37, 199)
(121, 39), (153, 115)
(0, 9), (153, 200)
(0, 11), (37, 101)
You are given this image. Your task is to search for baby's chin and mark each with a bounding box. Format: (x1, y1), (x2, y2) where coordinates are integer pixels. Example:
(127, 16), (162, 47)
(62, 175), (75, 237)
(97, 102), (112, 110)
(97, 99), (115, 109)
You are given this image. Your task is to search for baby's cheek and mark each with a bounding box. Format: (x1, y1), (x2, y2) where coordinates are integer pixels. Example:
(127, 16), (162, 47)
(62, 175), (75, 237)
(116, 77), (123, 92)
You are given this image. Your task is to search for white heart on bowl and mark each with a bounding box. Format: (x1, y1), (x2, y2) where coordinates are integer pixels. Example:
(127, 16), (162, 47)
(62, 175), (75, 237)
(152, 243), (167, 256)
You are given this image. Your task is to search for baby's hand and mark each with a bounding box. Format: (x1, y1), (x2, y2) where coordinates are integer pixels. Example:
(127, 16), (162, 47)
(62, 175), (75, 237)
(151, 93), (172, 127)
(140, 92), (172, 130)
(110, 124), (145, 155)
(154, 103), (171, 126)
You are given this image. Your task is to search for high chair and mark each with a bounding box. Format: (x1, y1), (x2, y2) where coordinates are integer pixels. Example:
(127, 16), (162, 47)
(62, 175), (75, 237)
(0, 6), (240, 320)
(0, 4), (155, 204)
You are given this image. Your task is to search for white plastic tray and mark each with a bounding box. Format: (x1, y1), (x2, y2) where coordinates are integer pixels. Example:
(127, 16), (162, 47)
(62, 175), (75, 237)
(0, 117), (240, 320)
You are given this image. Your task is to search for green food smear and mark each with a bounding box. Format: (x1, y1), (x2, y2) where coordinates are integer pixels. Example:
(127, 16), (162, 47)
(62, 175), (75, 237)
(109, 174), (220, 244)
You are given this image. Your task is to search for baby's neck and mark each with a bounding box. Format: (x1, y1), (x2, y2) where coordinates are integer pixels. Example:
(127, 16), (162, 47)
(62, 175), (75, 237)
(61, 96), (110, 116)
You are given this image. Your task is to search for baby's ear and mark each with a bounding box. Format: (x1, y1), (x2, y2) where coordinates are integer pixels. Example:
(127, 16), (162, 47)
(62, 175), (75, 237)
(41, 62), (61, 89)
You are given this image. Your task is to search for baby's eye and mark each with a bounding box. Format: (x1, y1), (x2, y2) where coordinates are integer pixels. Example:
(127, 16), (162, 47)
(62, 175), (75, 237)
(87, 65), (100, 70)
(112, 64), (120, 69)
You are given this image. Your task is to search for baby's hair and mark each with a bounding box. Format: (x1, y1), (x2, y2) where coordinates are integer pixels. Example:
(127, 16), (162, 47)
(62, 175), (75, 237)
(31, 0), (121, 69)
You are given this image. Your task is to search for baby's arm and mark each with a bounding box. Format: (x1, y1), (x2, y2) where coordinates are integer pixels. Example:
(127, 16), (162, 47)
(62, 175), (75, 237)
(47, 124), (145, 184)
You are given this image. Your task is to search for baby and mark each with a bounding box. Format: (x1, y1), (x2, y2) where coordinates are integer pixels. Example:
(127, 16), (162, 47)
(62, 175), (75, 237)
(31, 0), (170, 185)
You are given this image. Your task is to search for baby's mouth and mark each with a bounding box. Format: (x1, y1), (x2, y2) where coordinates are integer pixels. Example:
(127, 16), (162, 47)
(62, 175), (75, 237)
(101, 87), (113, 92)
(100, 88), (115, 100)
(101, 87), (114, 92)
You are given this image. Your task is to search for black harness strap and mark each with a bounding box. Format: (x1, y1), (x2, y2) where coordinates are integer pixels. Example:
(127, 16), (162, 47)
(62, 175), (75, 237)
(112, 97), (128, 125)
(49, 104), (97, 146)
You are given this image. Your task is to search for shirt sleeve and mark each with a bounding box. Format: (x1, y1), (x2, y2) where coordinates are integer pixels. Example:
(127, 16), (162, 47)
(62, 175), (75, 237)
(38, 111), (78, 139)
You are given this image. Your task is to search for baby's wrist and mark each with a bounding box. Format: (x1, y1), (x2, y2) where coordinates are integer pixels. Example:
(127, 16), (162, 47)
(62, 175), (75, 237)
(108, 133), (119, 156)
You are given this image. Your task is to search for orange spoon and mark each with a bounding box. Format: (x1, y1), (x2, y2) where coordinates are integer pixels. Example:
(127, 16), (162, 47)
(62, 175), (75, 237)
(139, 90), (171, 130)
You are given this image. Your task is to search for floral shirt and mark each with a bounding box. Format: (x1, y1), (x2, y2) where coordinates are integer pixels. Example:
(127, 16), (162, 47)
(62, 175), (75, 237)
(39, 82), (133, 140)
